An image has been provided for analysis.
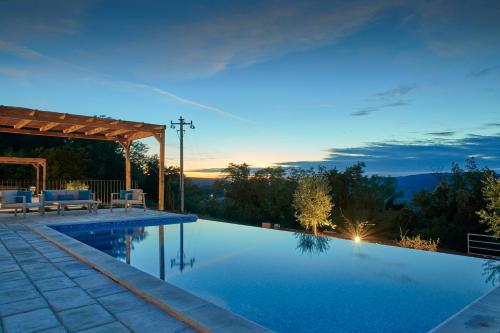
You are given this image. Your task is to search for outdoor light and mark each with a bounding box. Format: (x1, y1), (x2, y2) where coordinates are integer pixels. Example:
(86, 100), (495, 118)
(354, 235), (361, 243)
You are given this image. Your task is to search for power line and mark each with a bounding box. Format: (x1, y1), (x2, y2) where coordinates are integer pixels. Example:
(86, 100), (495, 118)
(170, 116), (195, 213)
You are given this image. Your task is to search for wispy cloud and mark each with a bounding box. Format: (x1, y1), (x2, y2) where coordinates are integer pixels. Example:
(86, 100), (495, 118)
(129, 83), (253, 123)
(0, 66), (28, 78)
(351, 109), (373, 117)
(426, 131), (455, 137)
(374, 84), (416, 98)
(0, 40), (42, 59)
(351, 100), (410, 116)
(468, 66), (497, 78)
(0, 38), (250, 123)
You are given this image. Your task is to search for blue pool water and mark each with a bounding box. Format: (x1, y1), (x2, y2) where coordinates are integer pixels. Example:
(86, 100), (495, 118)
(54, 219), (499, 333)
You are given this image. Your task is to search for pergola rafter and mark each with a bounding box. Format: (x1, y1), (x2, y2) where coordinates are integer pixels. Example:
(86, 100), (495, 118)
(0, 105), (166, 210)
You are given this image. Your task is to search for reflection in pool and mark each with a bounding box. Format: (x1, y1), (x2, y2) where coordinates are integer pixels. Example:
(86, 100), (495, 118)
(55, 219), (498, 333)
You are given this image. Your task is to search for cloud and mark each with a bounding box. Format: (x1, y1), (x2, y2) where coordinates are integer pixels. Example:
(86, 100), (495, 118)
(406, 1), (500, 56)
(277, 135), (500, 176)
(468, 67), (497, 78)
(0, 1), (94, 42)
(3, 0), (396, 80)
(157, 1), (395, 77)
(374, 84), (416, 98)
(383, 101), (410, 107)
(0, 40), (43, 59)
(351, 100), (410, 116)
(351, 110), (372, 116)
(0, 38), (250, 123)
(128, 83), (253, 123)
(0, 66), (27, 78)
(426, 131), (455, 137)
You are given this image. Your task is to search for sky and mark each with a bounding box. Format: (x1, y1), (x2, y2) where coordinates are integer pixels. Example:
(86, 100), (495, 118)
(0, 0), (499, 177)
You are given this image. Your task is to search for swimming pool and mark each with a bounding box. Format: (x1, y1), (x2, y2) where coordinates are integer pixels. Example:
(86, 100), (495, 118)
(54, 219), (498, 333)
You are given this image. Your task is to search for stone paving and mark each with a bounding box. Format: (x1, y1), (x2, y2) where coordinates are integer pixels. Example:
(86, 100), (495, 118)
(0, 221), (197, 333)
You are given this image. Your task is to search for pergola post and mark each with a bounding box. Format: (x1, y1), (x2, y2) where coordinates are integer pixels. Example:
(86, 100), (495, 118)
(42, 160), (46, 190)
(157, 130), (165, 210)
(35, 164), (40, 193)
(125, 142), (132, 190)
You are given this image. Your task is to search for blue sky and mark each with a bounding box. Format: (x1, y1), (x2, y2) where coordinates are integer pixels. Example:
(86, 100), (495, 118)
(0, 0), (499, 177)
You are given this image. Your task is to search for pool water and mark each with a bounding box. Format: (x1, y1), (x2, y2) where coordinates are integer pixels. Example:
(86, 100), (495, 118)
(55, 219), (498, 333)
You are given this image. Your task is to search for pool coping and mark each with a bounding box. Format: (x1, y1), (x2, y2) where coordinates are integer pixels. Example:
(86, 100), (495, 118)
(27, 214), (272, 333)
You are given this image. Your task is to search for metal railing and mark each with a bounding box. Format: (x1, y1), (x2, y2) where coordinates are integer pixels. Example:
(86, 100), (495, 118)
(0, 179), (138, 205)
(467, 233), (500, 258)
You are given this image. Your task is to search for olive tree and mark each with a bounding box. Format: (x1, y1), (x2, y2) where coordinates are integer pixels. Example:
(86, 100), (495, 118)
(293, 174), (334, 235)
(477, 173), (500, 238)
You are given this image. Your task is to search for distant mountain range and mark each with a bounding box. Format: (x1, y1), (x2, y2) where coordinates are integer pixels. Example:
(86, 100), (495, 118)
(395, 173), (449, 201)
(189, 173), (448, 202)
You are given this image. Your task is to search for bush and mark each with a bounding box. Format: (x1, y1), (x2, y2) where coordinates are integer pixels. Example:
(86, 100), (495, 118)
(398, 230), (439, 251)
(293, 174), (334, 234)
(477, 173), (500, 238)
(65, 181), (89, 190)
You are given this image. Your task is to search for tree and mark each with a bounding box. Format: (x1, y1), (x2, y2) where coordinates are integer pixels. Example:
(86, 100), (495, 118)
(293, 174), (334, 234)
(477, 173), (500, 238)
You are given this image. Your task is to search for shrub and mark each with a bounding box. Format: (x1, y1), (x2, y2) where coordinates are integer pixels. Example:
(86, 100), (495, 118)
(398, 229), (439, 251)
(65, 181), (89, 190)
(293, 174), (334, 234)
(477, 173), (500, 238)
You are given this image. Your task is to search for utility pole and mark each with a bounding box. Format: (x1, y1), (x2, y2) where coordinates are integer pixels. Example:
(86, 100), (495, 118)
(170, 116), (195, 213)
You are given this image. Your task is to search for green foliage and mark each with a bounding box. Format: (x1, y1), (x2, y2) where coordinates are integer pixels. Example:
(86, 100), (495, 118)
(293, 174), (334, 234)
(211, 163), (296, 226)
(409, 159), (490, 250)
(477, 173), (500, 238)
(398, 229), (439, 251)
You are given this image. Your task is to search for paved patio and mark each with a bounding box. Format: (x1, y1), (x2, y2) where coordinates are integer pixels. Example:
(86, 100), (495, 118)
(0, 214), (197, 333)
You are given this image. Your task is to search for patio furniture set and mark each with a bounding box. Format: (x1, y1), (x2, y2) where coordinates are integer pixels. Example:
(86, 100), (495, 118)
(0, 189), (146, 218)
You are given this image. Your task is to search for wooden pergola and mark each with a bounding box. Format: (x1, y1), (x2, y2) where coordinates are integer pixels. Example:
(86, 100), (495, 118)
(0, 105), (166, 210)
(0, 157), (46, 192)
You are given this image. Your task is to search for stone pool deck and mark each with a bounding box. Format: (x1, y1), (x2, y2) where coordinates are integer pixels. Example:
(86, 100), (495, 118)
(430, 284), (500, 333)
(0, 209), (270, 333)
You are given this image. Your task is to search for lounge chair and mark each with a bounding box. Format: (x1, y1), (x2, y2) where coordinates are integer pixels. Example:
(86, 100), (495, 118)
(42, 189), (100, 215)
(0, 190), (43, 218)
(110, 189), (147, 212)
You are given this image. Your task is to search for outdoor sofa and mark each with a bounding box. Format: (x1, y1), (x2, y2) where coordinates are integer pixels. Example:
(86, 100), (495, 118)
(0, 190), (42, 218)
(42, 189), (100, 215)
(110, 189), (147, 212)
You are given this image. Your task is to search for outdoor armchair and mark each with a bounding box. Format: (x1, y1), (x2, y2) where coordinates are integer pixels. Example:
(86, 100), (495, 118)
(110, 189), (147, 212)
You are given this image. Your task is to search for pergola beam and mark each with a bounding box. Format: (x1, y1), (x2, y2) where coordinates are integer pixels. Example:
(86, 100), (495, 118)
(63, 124), (86, 134)
(85, 127), (108, 135)
(39, 122), (59, 131)
(0, 127), (118, 141)
(14, 119), (31, 129)
(0, 106), (163, 132)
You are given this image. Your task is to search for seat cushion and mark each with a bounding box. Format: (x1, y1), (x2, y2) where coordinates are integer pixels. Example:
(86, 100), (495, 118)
(1, 190), (18, 204)
(43, 190), (55, 201)
(78, 190), (90, 200)
(120, 190), (134, 200)
(58, 194), (74, 201)
(16, 191), (32, 203)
